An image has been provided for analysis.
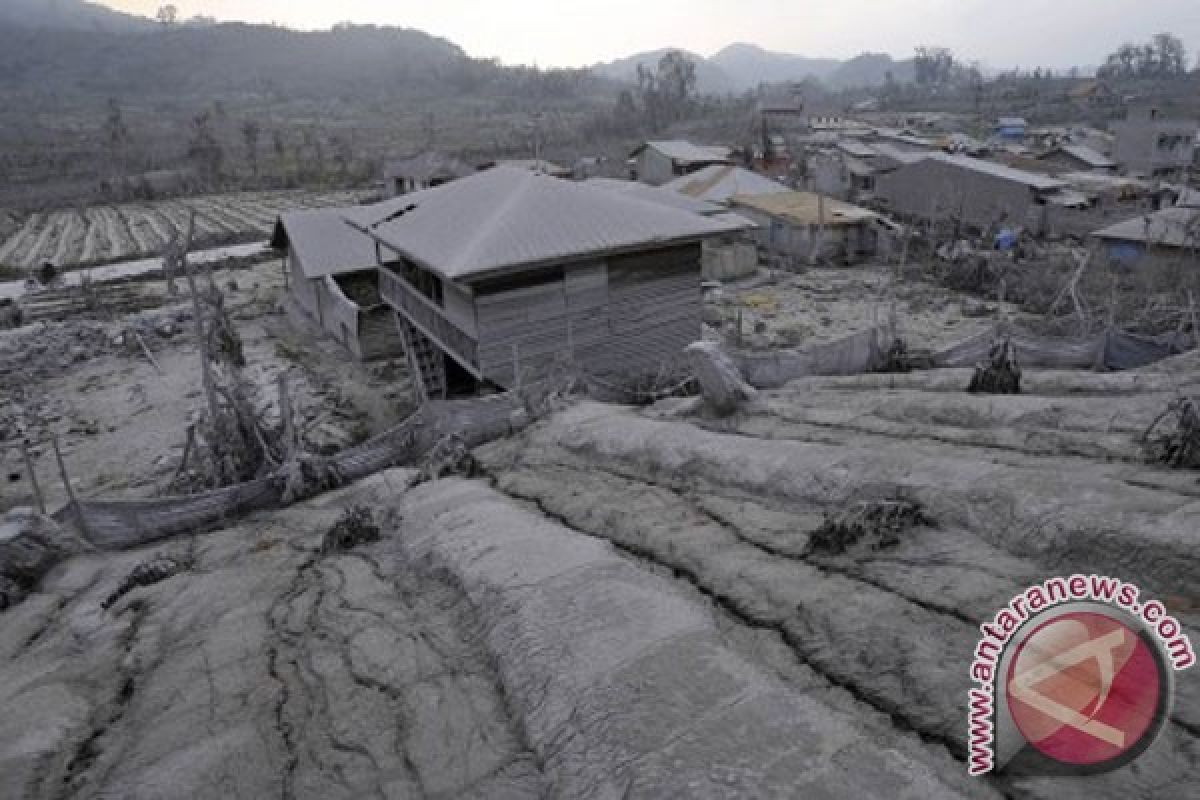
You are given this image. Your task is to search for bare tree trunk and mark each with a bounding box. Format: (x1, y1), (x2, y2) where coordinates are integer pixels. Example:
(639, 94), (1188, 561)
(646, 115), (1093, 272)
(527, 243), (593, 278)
(21, 443), (44, 514)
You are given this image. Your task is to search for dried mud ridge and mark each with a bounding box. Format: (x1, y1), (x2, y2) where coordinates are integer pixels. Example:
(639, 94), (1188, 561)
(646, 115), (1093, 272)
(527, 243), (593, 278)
(3, 363), (1200, 798)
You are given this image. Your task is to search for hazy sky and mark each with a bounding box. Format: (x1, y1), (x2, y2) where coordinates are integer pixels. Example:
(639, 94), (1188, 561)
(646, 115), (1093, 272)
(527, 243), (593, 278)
(103, 1), (1200, 69)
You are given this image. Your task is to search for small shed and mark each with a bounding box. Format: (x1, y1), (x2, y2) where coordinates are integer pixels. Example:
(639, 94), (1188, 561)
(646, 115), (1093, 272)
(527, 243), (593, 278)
(630, 140), (733, 186)
(270, 209), (404, 361)
(345, 167), (749, 400)
(730, 191), (883, 264)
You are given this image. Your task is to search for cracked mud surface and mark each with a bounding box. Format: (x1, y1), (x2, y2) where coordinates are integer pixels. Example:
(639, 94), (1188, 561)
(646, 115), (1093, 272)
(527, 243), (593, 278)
(3, 353), (1200, 798)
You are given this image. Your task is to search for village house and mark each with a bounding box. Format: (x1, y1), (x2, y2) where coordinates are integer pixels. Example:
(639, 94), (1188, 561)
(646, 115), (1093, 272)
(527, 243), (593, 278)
(1036, 144), (1118, 174)
(344, 167), (748, 401)
(874, 153), (1070, 233)
(1067, 79), (1117, 109)
(383, 152), (475, 197)
(729, 191), (888, 265)
(478, 158), (573, 179)
(1092, 207), (1200, 268)
(629, 140), (733, 186)
(1111, 107), (1198, 180)
(270, 209), (404, 360)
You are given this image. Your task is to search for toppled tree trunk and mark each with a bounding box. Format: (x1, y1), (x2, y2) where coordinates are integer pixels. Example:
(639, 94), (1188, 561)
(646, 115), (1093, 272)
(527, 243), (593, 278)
(1142, 396), (1200, 469)
(685, 341), (757, 415)
(968, 339), (1021, 394)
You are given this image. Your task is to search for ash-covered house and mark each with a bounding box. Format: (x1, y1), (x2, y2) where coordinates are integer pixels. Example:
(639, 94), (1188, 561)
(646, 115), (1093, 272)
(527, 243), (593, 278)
(729, 191), (888, 265)
(1036, 145), (1118, 175)
(875, 154), (1074, 234)
(383, 152), (475, 197)
(344, 166), (748, 400)
(1092, 208), (1200, 268)
(270, 209), (404, 360)
(629, 140), (733, 186)
(1111, 108), (1198, 180)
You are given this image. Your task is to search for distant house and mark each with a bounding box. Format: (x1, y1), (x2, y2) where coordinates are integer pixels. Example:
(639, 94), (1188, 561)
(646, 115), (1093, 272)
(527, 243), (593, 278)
(662, 165), (790, 205)
(1037, 145), (1118, 174)
(1068, 80), (1117, 108)
(1111, 108), (1198, 180)
(629, 140), (733, 186)
(478, 158), (573, 179)
(1092, 207), (1200, 267)
(345, 167), (748, 400)
(383, 152), (474, 197)
(995, 117), (1028, 142)
(730, 191), (886, 264)
(875, 154), (1069, 233)
(270, 210), (403, 361)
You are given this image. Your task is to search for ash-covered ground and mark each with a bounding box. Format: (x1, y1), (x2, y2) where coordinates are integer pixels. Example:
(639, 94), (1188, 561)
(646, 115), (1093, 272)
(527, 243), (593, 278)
(1, 260), (1197, 799)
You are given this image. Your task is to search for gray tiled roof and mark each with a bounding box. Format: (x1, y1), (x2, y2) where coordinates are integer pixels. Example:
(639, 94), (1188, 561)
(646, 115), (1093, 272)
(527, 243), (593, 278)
(346, 166), (749, 282)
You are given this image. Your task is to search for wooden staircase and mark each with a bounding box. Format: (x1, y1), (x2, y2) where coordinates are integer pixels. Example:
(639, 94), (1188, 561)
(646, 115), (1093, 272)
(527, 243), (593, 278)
(395, 315), (447, 403)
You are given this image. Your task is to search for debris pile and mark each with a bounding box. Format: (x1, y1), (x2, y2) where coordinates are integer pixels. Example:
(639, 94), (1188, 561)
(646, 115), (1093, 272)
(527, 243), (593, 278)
(319, 505), (380, 554)
(805, 498), (931, 556)
(0, 507), (90, 610)
(1143, 396), (1200, 469)
(967, 339), (1021, 394)
(684, 340), (756, 415)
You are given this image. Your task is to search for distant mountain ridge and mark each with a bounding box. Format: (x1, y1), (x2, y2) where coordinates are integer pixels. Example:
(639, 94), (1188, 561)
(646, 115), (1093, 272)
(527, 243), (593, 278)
(594, 41), (915, 92)
(0, 0), (155, 32)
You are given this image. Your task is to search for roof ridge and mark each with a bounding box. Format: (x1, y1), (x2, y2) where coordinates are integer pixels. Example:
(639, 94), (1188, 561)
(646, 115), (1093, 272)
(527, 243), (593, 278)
(451, 169), (534, 273)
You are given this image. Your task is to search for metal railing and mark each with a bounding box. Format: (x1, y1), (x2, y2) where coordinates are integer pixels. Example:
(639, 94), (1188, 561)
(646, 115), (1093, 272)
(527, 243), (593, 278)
(378, 268), (479, 369)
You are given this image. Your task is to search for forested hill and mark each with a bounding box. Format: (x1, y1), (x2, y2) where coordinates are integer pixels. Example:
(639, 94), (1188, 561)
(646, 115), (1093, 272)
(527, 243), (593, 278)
(0, 0), (155, 32)
(0, 21), (609, 108)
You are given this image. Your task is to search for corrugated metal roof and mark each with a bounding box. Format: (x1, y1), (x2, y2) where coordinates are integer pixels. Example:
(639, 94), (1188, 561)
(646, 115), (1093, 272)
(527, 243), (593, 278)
(636, 140), (733, 164)
(1092, 208), (1200, 247)
(997, 117), (1028, 127)
(663, 165), (790, 204)
(837, 139), (877, 158)
(731, 191), (879, 227)
(347, 166), (750, 282)
(271, 209), (378, 280)
(928, 154), (1067, 190)
(1061, 144), (1116, 168)
(585, 178), (727, 215)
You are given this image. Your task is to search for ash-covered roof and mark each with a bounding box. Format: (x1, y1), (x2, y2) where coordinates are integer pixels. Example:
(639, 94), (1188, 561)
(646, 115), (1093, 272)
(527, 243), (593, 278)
(270, 209), (378, 280)
(1041, 145), (1116, 169)
(632, 140), (733, 165)
(663, 165), (790, 204)
(926, 153), (1067, 191)
(731, 191), (879, 227)
(346, 166), (749, 283)
(1092, 208), (1200, 248)
(383, 151), (474, 184)
(585, 178), (727, 215)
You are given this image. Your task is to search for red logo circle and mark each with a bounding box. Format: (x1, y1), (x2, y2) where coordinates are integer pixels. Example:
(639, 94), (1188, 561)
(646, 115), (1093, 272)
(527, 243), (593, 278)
(1006, 611), (1165, 767)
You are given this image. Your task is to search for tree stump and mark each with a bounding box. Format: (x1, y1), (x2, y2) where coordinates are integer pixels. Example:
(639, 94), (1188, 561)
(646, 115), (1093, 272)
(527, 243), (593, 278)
(685, 341), (757, 416)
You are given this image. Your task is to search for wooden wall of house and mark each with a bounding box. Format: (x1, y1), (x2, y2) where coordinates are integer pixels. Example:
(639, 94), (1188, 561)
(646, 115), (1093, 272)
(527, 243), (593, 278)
(473, 244), (702, 387)
(288, 250), (320, 317)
